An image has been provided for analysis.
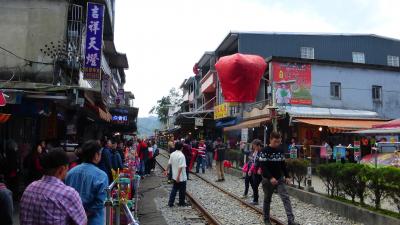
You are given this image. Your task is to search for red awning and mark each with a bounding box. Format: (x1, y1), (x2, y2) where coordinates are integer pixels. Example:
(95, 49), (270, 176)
(0, 113), (11, 123)
(215, 53), (267, 103)
(372, 119), (400, 129)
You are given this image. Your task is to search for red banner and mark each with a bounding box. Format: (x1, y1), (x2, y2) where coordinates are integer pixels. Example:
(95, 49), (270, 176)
(272, 62), (312, 105)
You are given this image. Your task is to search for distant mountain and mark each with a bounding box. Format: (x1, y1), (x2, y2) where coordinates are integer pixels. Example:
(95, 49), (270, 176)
(137, 116), (161, 138)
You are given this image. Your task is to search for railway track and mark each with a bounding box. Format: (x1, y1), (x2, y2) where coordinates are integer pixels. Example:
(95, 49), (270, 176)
(157, 151), (285, 225)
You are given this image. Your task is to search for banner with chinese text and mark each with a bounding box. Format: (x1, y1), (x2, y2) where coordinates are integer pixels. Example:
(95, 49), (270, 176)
(272, 62), (312, 105)
(83, 2), (105, 80)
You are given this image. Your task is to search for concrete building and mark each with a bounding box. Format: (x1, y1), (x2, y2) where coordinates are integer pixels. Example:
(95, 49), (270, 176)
(0, 0), (137, 150)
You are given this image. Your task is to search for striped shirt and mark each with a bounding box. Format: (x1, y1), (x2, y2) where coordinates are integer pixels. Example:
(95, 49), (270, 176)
(197, 144), (206, 158)
(20, 175), (87, 225)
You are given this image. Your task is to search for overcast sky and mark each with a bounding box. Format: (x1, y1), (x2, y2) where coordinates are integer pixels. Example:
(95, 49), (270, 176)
(114, 0), (400, 117)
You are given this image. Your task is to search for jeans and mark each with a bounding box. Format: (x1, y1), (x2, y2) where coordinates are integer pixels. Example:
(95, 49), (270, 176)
(244, 173), (253, 196)
(216, 161), (224, 180)
(252, 174), (262, 202)
(168, 181), (187, 206)
(206, 152), (214, 168)
(262, 178), (294, 223)
(196, 157), (206, 173)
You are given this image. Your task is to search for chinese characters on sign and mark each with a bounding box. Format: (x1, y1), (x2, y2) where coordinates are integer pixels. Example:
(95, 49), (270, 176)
(272, 62), (312, 105)
(112, 115), (128, 124)
(84, 3), (104, 80)
(115, 88), (125, 105)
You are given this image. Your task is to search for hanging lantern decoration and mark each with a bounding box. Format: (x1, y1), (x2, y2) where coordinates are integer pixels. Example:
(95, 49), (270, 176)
(215, 53), (267, 102)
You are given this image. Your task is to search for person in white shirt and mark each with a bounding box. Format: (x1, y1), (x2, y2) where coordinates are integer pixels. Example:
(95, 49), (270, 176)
(164, 142), (188, 207)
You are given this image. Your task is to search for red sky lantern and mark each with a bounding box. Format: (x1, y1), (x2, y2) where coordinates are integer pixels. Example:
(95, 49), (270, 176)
(0, 91), (6, 107)
(215, 53), (267, 103)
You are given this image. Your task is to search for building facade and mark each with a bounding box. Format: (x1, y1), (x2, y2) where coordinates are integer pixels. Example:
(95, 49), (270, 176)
(0, 0), (137, 153)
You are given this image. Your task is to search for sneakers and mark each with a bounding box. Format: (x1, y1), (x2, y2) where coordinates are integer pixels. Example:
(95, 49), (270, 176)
(178, 203), (190, 207)
(250, 201), (259, 205)
(241, 194), (248, 199)
(264, 220), (272, 225)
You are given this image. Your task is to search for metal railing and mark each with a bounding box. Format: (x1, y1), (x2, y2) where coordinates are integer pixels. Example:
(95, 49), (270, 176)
(105, 173), (140, 225)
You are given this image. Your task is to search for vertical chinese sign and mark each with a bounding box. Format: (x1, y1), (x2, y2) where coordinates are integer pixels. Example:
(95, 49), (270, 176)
(115, 88), (125, 105)
(272, 62), (312, 105)
(84, 3), (105, 80)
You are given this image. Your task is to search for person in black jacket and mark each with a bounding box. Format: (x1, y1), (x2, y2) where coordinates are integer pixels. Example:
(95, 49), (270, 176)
(256, 131), (299, 225)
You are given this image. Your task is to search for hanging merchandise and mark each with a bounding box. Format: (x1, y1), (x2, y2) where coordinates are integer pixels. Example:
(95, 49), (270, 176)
(320, 146), (327, 158)
(333, 145), (346, 162)
(290, 145), (298, 159)
(215, 53), (267, 102)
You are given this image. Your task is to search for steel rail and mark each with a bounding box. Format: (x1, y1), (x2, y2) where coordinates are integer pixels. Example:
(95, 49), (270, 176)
(158, 151), (285, 225)
(155, 159), (223, 225)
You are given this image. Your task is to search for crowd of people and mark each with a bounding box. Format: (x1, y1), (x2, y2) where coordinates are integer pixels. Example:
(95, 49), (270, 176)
(0, 131), (302, 225)
(0, 137), (144, 225)
(165, 132), (300, 225)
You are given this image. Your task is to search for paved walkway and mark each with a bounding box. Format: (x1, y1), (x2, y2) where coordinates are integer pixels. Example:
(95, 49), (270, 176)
(137, 173), (168, 225)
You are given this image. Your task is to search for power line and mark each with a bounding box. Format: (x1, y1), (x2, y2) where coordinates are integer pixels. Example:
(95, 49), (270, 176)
(0, 45), (53, 65)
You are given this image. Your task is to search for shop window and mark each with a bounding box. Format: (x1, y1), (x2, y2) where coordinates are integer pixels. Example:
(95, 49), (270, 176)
(330, 82), (341, 99)
(387, 55), (399, 67)
(352, 52), (365, 63)
(372, 85), (382, 102)
(300, 47), (314, 59)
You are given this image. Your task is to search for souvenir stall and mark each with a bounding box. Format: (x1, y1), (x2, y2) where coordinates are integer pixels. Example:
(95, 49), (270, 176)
(105, 146), (141, 225)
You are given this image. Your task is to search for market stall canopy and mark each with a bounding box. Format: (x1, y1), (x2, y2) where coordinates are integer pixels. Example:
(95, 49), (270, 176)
(215, 53), (267, 102)
(294, 118), (386, 130)
(372, 119), (400, 129)
(224, 117), (270, 132)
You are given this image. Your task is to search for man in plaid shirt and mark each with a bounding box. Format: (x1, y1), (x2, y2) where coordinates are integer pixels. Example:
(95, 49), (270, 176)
(20, 149), (87, 225)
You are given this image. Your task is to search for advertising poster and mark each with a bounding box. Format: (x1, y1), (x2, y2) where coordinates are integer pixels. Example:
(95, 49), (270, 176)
(272, 62), (312, 105)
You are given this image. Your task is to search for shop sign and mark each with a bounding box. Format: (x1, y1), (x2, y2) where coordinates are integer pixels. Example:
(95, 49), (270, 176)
(101, 74), (111, 97)
(115, 88), (125, 105)
(272, 62), (312, 105)
(83, 2), (105, 80)
(241, 128), (248, 142)
(214, 103), (237, 120)
(112, 114), (128, 124)
(195, 118), (203, 127)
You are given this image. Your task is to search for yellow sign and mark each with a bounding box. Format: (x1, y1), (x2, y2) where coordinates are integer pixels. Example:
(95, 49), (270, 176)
(214, 103), (237, 119)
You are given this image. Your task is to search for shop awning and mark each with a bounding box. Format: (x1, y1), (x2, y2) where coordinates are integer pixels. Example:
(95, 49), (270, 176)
(351, 128), (400, 134)
(224, 117), (270, 132)
(98, 107), (112, 122)
(0, 113), (11, 123)
(294, 118), (386, 130)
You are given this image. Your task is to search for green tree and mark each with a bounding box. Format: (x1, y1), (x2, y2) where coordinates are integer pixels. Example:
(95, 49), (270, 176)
(149, 88), (182, 125)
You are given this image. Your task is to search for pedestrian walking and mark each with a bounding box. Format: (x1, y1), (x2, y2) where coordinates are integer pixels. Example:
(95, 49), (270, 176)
(24, 141), (45, 185)
(20, 149), (87, 225)
(66, 140), (108, 225)
(214, 138), (226, 182)
(98, 140), (113, 183)
(205, 139), (214, 169)
(241, 143), (255, 199)
(0, 155), (13, 225)
(165, 142), (188, 207)
(182, 140), (192, 180)
(257, 132), (299, 225)
(195, 140), (206, 174)
(111, 140), (124, 171)
(250, 139), (263, 205)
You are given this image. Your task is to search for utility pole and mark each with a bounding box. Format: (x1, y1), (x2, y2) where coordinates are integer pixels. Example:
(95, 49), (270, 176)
(268, 62), (278, 132)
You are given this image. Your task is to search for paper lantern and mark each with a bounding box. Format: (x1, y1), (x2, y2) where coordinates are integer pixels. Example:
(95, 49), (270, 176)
(215, 53), (267, 102)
